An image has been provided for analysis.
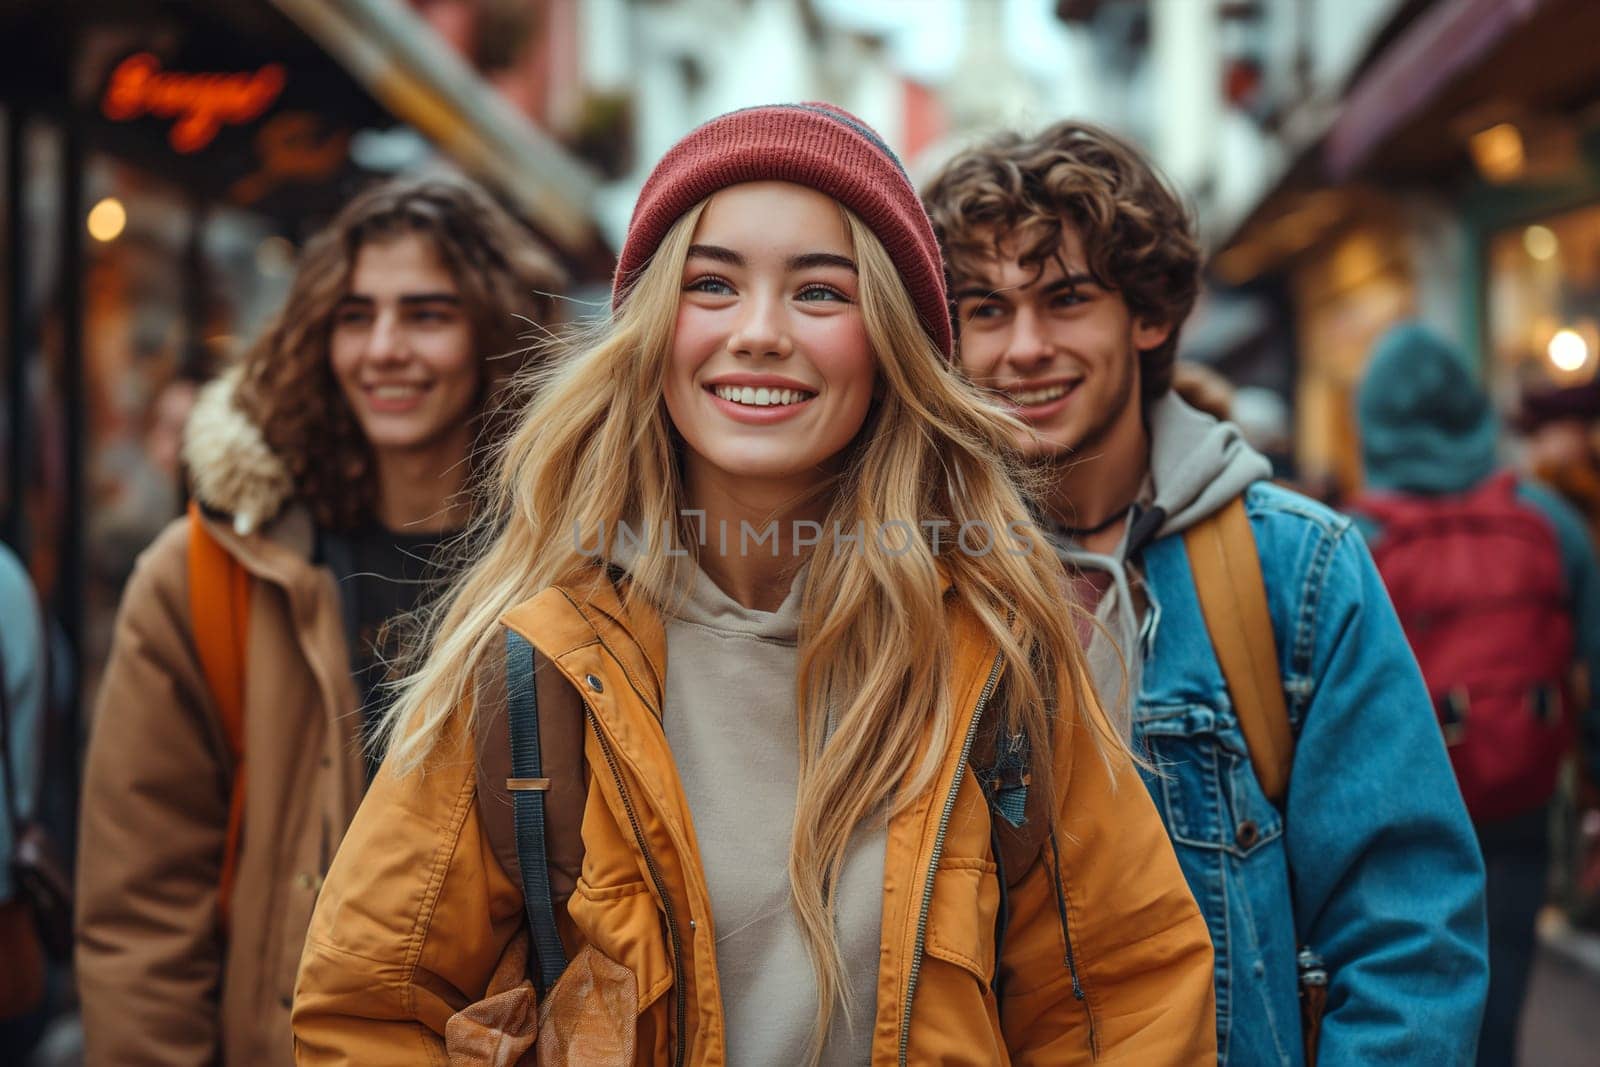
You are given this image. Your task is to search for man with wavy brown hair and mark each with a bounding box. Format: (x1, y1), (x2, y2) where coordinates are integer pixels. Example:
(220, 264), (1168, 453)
(75, 176), (564, 1066)
(926, 123), (1488, 1065)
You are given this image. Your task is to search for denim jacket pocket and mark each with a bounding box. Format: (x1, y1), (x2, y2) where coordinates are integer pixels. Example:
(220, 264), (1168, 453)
(1139, 702), (1284, 859)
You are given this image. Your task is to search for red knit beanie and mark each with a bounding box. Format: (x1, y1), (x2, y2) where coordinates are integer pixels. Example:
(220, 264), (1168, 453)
(613, 102), (953, 359)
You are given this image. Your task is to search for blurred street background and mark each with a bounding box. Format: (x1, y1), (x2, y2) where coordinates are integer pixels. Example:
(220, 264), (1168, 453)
(3, 1), (1600, 1063)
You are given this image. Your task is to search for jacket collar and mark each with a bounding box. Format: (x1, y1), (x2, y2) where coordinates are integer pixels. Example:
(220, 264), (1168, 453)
(181, 368), (295, 538)
(563, 568), (668, 706)
(195, 502), (320, 590)
(500, 566), (668, 710)
(182, 367), (337, 587)
(501, 560), (972, 707)
(500, 563), (990, 731)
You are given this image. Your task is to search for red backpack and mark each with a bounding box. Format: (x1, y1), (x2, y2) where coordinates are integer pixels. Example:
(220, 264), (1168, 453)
(1353, 471), (1575, 821)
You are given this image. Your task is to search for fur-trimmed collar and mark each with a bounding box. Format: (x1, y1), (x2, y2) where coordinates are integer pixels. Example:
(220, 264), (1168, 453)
(181, 369), (294, 535)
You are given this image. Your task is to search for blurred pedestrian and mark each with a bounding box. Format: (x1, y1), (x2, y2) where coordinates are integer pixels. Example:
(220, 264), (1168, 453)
(925, 122), (1488, 1065)
(1350, 322), (1600, 1067)
(293, 103), (1216, 1065)
(1519, 380), (1600, 546)
(1518, 381), (1600, 939)
(0, 543), (48, 1026)
(75, 176), (564, 1066)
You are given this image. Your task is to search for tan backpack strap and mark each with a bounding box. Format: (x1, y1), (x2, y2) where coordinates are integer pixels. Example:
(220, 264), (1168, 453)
(1183, 495), (1293, 804)
(186, 503), (252, 926)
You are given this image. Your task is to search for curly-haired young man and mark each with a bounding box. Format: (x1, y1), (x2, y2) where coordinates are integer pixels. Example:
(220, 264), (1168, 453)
(75, 176), (564, 1066)
(925, 123), (1488, 1065)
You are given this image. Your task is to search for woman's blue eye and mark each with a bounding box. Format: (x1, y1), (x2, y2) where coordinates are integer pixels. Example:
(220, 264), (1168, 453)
(1051, 291), (1086, 309)
(797, 284), (847, 302)
(686, 276), (735, 295)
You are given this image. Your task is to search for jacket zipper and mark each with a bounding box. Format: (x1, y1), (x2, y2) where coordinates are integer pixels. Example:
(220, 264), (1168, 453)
(1047, 826), (1096, 1053)
(898, 652), (1003, 1067)
(585, 704), (688, 1067)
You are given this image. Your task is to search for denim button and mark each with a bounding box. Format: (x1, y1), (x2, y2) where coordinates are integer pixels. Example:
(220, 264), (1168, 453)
(1235, 819), (1260, 849)
(585, 674), (604, 693)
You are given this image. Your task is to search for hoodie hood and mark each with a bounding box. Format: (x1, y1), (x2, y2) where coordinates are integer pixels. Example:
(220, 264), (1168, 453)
(181, 369), (295, 535)
(1358, 322), (1498, 495)
(1147, 391), (1274, 539)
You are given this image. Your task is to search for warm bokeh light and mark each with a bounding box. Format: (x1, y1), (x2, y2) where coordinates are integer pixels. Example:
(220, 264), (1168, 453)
(86, 197), (127, 242)
(1470, 122), (1526, 183)
(1548, 328), (1588, 372)
(1523, 224), (1559, 261)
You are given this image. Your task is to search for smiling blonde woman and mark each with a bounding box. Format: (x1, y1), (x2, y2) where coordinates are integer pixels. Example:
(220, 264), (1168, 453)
(292, 105), (1216, 1066)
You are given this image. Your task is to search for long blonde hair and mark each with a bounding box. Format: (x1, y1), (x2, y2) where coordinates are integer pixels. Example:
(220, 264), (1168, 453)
(381, 197), (1119, 1059)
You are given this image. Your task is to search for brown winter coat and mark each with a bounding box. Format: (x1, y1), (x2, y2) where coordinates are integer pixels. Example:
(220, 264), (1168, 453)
(292, 570), (1218, 1065)
(76, 376), (365, 1065)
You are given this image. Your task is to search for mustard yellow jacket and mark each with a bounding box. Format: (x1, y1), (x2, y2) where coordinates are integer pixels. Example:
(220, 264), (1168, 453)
(293, 573), (1216, 1065)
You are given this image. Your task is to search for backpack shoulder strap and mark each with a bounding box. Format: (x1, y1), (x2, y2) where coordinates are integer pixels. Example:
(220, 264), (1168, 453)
(504, 628), (569, 996)
(185, 502), (252, 925)
(1182, 494), (1293, 805)
(482, 629), (586, 994)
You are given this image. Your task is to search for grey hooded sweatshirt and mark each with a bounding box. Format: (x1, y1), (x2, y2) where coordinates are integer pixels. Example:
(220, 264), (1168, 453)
(1053, 392), (1273, 736)
(656, 562), (885, 1064)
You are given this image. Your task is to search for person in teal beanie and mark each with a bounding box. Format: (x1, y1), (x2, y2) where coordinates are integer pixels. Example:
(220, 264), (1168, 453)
(1357, 322), (1501, 494)
(1352, 321), (1600, 1067)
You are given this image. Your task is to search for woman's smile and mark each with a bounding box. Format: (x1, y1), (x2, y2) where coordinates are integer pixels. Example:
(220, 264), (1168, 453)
(703, 372), (819, 424)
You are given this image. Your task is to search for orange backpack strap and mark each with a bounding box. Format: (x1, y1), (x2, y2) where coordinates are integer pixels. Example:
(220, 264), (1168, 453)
(186, 502), (252, 927)
(1182, 494), (1293, 804)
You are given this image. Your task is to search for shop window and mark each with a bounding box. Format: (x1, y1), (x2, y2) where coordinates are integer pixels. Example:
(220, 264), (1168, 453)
(75, 154), (284, 698)
(1488, 202), (1600, 399)
(1291, 223), (1414, 499)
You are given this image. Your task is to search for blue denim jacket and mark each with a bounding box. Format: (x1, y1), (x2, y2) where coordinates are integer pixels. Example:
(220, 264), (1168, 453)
(1133, 481), (1488, 1065)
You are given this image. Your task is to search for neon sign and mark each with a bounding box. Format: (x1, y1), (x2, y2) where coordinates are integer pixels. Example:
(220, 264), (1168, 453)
(101, 52), (287, 154)
(230, 114), (350, 205)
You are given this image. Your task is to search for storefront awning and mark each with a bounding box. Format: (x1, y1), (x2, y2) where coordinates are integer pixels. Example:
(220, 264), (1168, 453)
(271, 0), (600, 255)
(1325, 0), (1552, 181)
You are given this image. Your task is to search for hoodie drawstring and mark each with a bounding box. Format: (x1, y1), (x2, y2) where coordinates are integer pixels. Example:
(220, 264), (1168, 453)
(1051, 505), (1166, 740)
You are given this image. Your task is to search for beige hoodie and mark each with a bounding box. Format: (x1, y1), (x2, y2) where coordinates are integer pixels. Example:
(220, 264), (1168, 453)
(661, 564), (886, 1063)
